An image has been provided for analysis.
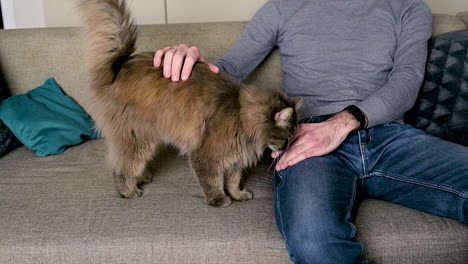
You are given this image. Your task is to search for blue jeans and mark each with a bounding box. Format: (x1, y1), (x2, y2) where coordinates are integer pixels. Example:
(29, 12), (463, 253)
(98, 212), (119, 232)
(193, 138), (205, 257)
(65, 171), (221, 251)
(273, 115), (468, 264)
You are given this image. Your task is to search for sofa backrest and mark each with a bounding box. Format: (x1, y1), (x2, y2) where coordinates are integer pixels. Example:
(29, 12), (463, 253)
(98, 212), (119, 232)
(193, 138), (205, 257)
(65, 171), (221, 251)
(0, 13), (467, 114)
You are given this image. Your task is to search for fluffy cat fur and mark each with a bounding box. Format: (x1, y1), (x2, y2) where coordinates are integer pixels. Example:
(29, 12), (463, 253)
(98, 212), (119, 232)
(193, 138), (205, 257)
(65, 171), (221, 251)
(79, 0), (300, 207)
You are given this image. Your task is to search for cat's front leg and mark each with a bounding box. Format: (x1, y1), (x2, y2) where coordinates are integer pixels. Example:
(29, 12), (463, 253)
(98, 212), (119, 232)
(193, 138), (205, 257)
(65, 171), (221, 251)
(114, 171), (143, 198)
(190, 156), (232, 207)
(226, 169), (253, 202)
(108, 136), (157, 199)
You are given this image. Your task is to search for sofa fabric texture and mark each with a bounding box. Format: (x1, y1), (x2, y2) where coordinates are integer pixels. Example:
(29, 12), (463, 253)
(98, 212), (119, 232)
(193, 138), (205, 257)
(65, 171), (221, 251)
(0, 141), (467, 264)
(407, 29), (468, 146)
(0, 13), (467, 264)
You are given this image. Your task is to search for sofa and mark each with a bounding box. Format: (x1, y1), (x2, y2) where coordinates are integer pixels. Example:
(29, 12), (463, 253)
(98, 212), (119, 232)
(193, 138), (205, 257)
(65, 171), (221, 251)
(0, 10), (467, 264)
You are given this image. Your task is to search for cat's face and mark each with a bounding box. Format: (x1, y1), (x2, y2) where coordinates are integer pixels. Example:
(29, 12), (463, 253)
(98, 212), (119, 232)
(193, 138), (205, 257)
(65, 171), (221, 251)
(265, 96), (302, 152)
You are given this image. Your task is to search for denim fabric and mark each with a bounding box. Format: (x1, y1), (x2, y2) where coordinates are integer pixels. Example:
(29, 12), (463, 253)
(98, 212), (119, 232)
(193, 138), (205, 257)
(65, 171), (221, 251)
(273, 116), (468, 264)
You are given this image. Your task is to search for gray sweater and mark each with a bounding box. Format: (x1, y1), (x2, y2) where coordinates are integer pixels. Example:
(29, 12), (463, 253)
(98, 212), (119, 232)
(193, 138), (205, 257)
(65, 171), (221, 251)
(213, 0), (432, 127)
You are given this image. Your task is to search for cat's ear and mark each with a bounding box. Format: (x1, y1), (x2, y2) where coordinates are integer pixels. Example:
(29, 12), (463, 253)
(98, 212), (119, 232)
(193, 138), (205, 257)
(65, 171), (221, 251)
(291, 96), (303, 110)
(275, 107), (294, 128)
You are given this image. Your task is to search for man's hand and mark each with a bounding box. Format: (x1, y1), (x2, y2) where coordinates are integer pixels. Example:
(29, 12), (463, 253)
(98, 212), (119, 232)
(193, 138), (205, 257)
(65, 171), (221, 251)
(153, 44), (219, 82)
(272, 111), (360, 171)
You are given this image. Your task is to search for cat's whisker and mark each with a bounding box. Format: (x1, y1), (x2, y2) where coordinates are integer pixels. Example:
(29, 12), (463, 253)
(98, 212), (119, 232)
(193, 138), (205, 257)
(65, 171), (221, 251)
(267, 156), (279, 181)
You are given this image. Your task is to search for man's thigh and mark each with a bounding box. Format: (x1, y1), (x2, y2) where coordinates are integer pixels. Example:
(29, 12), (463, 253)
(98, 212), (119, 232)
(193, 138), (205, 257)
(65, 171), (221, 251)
(273, 144), (363, 233)
(363, 124), (468, 223)
(273, 150), (368, 263)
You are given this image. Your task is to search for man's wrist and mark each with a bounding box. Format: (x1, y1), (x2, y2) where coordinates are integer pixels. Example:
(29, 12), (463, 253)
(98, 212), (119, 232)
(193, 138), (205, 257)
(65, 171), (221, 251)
(343, 105), (368, 130)
(328, 111), (360, 134)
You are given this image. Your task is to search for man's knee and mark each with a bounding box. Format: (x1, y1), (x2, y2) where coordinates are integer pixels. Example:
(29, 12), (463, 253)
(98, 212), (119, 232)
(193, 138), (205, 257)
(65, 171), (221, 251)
(284, 229), (363, 264)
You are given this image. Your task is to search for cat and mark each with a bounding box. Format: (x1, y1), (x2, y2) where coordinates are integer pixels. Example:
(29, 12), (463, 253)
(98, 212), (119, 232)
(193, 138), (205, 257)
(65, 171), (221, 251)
(79, 0), (301, 207)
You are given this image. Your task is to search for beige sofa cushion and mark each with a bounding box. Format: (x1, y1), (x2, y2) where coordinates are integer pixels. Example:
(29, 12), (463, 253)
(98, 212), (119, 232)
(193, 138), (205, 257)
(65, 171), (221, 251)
(432, 14), (467, 37)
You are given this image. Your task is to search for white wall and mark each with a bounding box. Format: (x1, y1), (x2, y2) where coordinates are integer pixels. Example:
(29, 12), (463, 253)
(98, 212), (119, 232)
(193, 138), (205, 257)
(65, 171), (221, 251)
(167, 0), (267, 24)
(1, 0), (45, 29)
(2, 0), (468, 29)
(42, 0), (165, 27)
(42, 0), (85, 28)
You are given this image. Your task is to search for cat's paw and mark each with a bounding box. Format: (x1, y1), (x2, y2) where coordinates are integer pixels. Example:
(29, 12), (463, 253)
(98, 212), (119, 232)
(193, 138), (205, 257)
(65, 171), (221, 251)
(119, 187), (143, 199)
(208, 195), (232, 208)
(230, 189), (254, 202)
(138, 170), (153, 184)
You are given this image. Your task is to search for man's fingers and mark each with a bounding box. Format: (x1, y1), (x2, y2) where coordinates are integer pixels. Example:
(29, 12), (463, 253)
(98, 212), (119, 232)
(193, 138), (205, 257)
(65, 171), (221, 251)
(276, 150), (309, 171)
(275, 156), (288, 171)
(163, 47), (177, 78)
(181, 57), (196, 81)
(278, 150), (317, 170)
(279, 142), (310, 165)
(171, 45), (189, 81)
(275, 141), (321, 171)
(181, 47), (200, 80)
(271, 150), (283, 159)
(208, 63), (220, 74)
(275, 149), (292, 171)
(155, 44), (218, 81)
(274, 135), (305, 170)
(198, 54), (219, 74)
(153, 46), (171, 68)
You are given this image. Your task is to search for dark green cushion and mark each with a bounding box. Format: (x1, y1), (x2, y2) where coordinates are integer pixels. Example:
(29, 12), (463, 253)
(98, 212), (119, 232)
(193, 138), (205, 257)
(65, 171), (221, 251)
(407, 29), (468, 146)
(0, 78), (98, 156)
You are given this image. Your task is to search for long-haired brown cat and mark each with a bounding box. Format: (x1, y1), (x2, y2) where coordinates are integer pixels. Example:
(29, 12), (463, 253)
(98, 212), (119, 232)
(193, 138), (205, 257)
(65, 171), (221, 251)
(79, 0), (300, 207)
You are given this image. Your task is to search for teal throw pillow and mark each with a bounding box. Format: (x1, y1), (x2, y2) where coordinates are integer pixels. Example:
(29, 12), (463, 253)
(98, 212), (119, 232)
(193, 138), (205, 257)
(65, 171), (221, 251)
(0, 78), (98, 157)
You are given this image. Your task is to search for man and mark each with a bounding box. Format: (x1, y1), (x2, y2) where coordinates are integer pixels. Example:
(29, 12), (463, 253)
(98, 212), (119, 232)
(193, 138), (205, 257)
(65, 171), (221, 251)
(153, 0), (468, 263)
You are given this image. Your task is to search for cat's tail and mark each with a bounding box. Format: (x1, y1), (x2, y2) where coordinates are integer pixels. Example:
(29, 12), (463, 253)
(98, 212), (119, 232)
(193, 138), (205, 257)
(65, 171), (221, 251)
(79, 0), (138, 89)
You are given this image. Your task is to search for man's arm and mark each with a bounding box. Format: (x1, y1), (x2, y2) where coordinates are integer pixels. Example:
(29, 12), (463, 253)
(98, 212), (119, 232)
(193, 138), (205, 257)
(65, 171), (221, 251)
(355, 1), (433, 127)
(153, 0), (282, 82)
(213, 0), (282, 80)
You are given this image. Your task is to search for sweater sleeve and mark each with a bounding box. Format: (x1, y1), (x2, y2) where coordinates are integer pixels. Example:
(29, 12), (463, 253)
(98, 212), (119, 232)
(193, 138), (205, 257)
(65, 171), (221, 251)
(355, 1), (432, 127)
(212, 0), (281, 81)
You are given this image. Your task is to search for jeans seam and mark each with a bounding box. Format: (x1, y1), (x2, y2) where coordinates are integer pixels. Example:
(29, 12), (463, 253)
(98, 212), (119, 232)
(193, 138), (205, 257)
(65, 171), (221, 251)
(275, 170), (299, 262)
(345, 175), (358, 239)
(371, 171), (468, 199)
(274, 170), (286, 238)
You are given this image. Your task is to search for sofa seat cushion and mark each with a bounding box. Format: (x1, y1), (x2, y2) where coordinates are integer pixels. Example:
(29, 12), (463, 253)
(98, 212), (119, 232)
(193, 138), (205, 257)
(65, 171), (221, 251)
(0, 140), (467, 264)
(0, 140), (289, 264)
(356, 200), (468, 263)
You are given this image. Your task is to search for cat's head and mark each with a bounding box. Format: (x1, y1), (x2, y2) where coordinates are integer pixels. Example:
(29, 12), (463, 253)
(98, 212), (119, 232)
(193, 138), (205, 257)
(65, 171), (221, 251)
(240, 87), (302, 153)
(265, 94), (302, 152)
